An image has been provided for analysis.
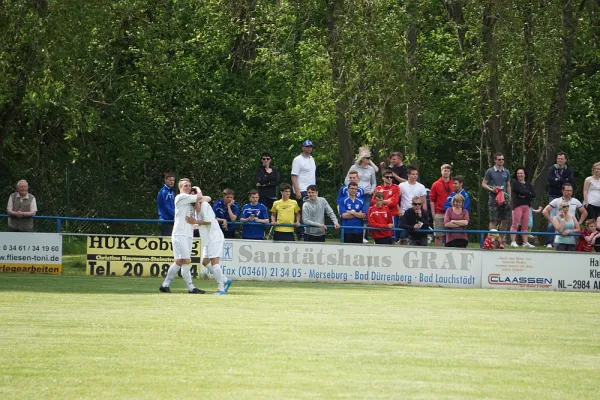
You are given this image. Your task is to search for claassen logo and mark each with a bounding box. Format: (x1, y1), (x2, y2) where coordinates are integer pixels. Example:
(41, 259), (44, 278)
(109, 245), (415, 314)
(488, 274), (552, 286)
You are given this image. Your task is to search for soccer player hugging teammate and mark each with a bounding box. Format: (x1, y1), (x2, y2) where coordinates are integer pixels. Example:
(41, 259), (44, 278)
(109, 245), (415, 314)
(159, 179), (209, 294)
(185, 187), (233, 295)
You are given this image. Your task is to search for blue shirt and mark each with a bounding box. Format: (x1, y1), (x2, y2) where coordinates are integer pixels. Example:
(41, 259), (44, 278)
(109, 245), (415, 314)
(157, 185), (175, 220)
(337, 185), (364, 205)
(213, 199), (240, 232)
(338, 196), (367, 234)
(240, 202), (269, 239)
(442, 189), (471, 212)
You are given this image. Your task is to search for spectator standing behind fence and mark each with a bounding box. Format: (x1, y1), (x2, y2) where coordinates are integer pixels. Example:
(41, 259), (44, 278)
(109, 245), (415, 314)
(583, 162), (600, 221)
(542, 183), (587, 248)
(255, 152), (279, 211)
(576, 219), (599, 252)
(444, 194), (469, 248)
(368, 192), (394, 244)
(510, 167), (536, 248)
(430, 164), (453, 247)
(291, 140), (316, 240)
(271, 183), (300, 241)
(6, 179), (37, 232)
(443, 175), (471, 212)
(482, 153), (511, 248)
(399, 196), (431, 246)
(213, 188), (239, 239)
(240, 189), (270, 240)
(399, 166), (428, 245)
(552, 201), (580, 251)
(337, 170), (364, 211)
(371, 169), (400, 243)
(302, 185), (339, 242)
(345, 146), (378, 243)
(157, 172), (175, 236)
(380, 151), (408, 185)
(339, 182), (367, 244)
(547, 152), (574, 204)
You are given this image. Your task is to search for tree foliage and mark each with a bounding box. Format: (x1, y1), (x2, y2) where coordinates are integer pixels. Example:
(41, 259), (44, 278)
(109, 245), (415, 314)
(1, 0), (598, 233)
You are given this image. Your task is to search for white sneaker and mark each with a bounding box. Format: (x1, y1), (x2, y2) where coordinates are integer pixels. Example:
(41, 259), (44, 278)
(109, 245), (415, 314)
(510, 242), (519, 248)
(546, 244), (553, 249)
(362, 238), (369, 243)
(523, 243), (535, 248)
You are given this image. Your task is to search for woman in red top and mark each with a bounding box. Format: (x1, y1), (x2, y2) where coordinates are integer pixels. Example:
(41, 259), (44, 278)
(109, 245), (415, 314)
(444, 194), (469, 248)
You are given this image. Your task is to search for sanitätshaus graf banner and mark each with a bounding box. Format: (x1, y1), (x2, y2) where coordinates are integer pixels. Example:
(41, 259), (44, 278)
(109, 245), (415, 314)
(0, 232), (62, 275)
(86, 235), (205, 278)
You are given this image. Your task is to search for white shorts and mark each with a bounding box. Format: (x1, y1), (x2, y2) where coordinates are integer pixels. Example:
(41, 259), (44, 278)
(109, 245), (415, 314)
(172, 236), (193, 260)
(202, 240), (224, 260)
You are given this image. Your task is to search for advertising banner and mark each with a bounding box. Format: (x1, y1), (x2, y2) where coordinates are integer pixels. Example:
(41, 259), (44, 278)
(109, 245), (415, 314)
(0, 232), (62, 275)
(481, 251), (600, 292)
(86, 235), (203, 278)
(86, 235), (481, 288)
(215, 240), (481, 288)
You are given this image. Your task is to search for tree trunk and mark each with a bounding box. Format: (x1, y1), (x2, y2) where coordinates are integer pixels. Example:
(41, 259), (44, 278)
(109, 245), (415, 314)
(521, 2), (536, 179)
(532, 0), (577, 197)
(480, 2), (503, 163)
(326, 0), (354, 173)
(405, 0), (419, 168)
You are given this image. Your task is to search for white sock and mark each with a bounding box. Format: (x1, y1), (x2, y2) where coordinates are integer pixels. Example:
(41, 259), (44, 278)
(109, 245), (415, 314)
(181, 264), (195, 291)
(211, 264), (225, 291)
(162, 263), (180, 287)
(217, 264), (229, 282)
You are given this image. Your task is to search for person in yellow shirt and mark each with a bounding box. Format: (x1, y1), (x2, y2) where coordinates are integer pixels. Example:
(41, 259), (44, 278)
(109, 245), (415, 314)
(270, 183), (300, 241)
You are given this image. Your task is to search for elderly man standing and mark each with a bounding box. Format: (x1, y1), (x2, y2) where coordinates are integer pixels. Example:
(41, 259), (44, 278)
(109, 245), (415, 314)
(7, 180), (37, 232)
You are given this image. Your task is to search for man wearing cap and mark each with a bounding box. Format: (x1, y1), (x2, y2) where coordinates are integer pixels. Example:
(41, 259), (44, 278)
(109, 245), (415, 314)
(291, 140), (316, 239)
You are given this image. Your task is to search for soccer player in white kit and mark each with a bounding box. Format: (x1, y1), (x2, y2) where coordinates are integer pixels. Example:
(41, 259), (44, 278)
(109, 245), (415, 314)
(185, 190), (232, 295)
(159, 179), (208, 294)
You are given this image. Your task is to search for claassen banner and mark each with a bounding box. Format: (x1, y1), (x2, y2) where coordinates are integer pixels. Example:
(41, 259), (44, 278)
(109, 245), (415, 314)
(0, 232), (62, 275)
(481, 251), (600, 292)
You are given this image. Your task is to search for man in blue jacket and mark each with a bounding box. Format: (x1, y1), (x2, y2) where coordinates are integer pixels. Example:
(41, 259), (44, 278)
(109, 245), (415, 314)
(157, 172), (175, 236)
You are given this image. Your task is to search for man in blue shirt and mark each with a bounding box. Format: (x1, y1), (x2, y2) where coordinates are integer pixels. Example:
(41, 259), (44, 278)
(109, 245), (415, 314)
(338, 182), (368, 243)
(157, 172), (175, 236)
(443, 175), (471, 212)
(213, 188), (240, 239)
(239, 189), (270, 240)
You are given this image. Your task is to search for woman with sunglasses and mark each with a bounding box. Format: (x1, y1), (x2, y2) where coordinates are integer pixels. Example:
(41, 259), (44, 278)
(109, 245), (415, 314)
(255, 152), (279, 211)
(552, 201), (580, 251)
(509, 167), (536, 248)
(443, 193), (469, 248)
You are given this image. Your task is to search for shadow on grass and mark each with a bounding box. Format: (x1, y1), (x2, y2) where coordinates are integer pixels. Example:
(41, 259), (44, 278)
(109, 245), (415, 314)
(0, 274), (411, 295)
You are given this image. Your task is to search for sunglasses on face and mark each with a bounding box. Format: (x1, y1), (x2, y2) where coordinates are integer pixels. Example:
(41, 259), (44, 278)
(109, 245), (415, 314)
(412, 203), (422, 206)
(262, 157), (271, 160)
(384, 176), (393, 179)
(561, 206), (569, 209)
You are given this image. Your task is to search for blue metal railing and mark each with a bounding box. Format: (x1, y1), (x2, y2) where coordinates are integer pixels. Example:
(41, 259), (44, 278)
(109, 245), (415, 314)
(1, 214), (581, 248)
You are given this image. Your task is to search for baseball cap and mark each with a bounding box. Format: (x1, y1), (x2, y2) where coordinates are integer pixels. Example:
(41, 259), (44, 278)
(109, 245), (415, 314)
(302, 140), (314, 147)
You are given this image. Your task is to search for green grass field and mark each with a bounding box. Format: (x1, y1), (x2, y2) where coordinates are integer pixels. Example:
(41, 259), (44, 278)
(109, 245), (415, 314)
(1, 256), (599, 399)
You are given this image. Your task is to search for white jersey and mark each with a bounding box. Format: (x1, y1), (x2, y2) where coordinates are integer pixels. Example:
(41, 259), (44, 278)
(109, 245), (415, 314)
(172, 193), (198, 237)
(198, 201), (225, 244)
(399, 181), (427, 214)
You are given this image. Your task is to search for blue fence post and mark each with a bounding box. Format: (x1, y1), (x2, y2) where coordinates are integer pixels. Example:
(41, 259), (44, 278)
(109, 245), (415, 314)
(56, 218), (62, 233)
(479, 233), (484, 248)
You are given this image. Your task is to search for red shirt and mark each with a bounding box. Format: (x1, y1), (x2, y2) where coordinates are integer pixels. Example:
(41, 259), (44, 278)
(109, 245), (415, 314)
(430, 177), (453, 214)
(371, 183), (400, 216)
(367, 205), (393, 239)
(576, 229), (594, 252)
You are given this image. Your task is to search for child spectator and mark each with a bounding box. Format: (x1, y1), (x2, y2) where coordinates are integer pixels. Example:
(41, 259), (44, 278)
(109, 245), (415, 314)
(367, 192), (394, 244)
(482, 229), (501, 249)
(576, 219), (599, 252)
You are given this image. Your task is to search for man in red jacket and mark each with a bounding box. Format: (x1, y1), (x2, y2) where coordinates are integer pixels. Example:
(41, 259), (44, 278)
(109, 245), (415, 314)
(371, 169), (400, 243)
(368, 192), (394, 244)
(429, 164), (453, 247)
